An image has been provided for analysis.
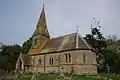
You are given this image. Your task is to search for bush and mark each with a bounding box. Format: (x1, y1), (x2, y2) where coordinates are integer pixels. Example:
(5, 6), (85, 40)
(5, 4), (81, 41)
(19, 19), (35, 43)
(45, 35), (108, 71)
(0, 69), (5, 76)
(24, 72), (33, 75)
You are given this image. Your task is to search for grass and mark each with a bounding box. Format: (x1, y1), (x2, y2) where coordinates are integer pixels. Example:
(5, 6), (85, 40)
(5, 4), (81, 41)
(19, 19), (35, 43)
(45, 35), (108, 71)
(36, 73), (120, 80)
(37, 74), (56, 80)
(36, 74), (105, 80)
(72, 75), (101, 80)
(99, 73), (120, 80)
(1, 73), (120, 80)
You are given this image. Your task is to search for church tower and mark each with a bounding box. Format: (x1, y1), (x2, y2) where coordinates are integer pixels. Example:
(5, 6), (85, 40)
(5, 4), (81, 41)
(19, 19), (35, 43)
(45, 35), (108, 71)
(32, 5), (50, 49)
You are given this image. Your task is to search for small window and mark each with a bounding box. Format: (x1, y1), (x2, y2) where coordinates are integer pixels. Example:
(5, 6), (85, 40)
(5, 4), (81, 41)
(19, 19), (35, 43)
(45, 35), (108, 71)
(32, 57), (36, 65)
(38, 58), (42, 65)
(49, 58), (51, 65)
(83, 54), (86, 63)
(65, 54), (68, 63)
(68, 53), (71, 63)
(51, 58), (54, 65)
(19, 60), (22, 69)
(49, 56), (54, 65)
(34, 39), (37, 45)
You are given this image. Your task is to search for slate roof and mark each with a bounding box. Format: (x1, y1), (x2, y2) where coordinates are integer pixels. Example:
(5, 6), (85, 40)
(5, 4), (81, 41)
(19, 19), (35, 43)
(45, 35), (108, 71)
(40, 33), (94, 53)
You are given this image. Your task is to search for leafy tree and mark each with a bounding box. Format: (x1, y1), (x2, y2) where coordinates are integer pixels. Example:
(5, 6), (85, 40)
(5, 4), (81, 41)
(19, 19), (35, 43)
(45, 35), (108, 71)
(0, 44), (21, 72)
(105, 35), (120, 73)
(84, 18), (107, 73)
(21, 37), (32, 54)
(84, 18), (120, 74)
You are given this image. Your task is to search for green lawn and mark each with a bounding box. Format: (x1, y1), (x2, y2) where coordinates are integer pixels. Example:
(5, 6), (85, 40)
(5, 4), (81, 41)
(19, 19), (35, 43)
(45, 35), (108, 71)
(99, 73), (120, 80)
(2, 73), (120, 80)
(35, 74), (110, 80)
(36, 73), (120, 80)
(37, 74), (56, 80)
(72, 75), (104, 80)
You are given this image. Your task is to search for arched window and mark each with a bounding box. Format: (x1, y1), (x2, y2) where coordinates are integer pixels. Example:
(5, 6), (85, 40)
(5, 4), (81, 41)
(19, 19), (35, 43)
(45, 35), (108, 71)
(68, 53), (71, 63)
(49, 56), (54, 65)
(38, 58), (42, 65)
(65, 54), (68, 63)
(19, 60), (22, 69)
(83, 54), (86, 63)
(34, 39), (37, 48)
(65, 53), (71, 63)
(32, 57), (36, 66)
(49, 58), (51, 65)
(51, 58), (54, 65)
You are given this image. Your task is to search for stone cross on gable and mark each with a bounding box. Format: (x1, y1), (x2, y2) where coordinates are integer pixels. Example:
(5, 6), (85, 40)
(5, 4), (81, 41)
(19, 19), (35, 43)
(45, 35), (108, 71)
(76, 26), (79, 33)
(76, 26), (79, 49)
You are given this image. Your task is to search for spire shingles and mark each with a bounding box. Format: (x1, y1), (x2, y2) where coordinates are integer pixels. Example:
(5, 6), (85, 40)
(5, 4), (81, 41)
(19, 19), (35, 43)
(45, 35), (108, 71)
(33, 5), (50, 38)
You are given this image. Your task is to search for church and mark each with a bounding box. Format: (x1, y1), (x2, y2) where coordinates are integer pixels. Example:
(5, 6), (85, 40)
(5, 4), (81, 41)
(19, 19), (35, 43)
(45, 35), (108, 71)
(16, 6), (97, 75)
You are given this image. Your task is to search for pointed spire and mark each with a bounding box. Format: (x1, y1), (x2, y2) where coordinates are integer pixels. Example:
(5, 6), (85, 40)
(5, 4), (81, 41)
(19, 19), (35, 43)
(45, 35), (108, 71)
(33, 4), (50, 38)
(43, 3), (44, 8)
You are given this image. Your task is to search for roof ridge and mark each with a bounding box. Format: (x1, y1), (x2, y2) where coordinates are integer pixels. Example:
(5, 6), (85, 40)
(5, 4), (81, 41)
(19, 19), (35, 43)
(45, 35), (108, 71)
(83, 39), (96, 51)
(50, 32), (76, 39)
(78, 34), (91, 49)
(40, 32), (95, 53)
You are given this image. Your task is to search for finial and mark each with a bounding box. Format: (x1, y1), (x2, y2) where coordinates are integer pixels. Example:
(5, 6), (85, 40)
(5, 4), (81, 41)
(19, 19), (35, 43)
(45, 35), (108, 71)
(76, 26), (79, 34)
(76, 26), (79, 49)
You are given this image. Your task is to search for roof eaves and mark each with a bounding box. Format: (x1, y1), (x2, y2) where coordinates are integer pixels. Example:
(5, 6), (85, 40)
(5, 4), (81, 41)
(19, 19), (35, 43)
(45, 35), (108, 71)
(29, 48), (93, 56)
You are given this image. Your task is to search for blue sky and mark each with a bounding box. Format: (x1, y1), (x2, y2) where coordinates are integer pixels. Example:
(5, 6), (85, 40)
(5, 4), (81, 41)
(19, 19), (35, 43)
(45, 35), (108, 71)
(0, 0), (120, 45)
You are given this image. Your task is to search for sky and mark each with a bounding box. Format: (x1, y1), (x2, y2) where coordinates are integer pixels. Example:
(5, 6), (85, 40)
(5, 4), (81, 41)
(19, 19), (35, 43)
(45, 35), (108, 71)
(0, 0), (120, 45)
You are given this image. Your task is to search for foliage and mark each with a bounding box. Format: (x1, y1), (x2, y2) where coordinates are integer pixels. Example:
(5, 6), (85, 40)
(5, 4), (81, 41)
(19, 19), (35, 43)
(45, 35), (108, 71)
(0, 44), (21, 72)
(0, 36), (32, 73)
(84, 27), (106, 52)
(84, 18), (107, 73)
(21, 37), (32, 54)
(104, 35), (120, 73)
(2, 73), (120, 80)
(84, 18), (120, 74)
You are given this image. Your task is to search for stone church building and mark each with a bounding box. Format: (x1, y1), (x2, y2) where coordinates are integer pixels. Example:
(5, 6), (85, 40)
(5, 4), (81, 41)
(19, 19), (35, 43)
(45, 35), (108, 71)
(16, 6), (97, 75)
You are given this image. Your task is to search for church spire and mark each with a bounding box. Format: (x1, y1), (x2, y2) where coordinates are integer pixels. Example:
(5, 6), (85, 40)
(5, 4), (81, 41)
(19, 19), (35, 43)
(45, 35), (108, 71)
(33, 4), (50, 38)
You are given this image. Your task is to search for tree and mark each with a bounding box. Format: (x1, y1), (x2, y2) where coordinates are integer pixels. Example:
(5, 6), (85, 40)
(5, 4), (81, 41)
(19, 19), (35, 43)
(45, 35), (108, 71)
(21, 37), (32, 54)
(84, 18), (107, 73)
(0, 44), (21, 72)
(85, 19), (120, 73)
(105, 35), (120, 73)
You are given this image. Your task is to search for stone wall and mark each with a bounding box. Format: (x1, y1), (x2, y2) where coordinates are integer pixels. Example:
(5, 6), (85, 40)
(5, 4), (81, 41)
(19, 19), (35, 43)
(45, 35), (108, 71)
(24, 49), (97, 75)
